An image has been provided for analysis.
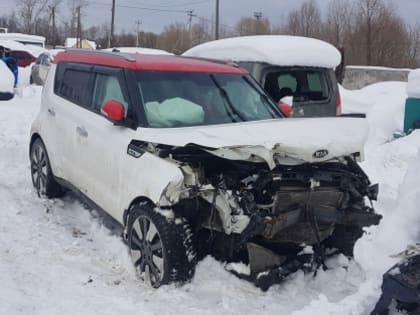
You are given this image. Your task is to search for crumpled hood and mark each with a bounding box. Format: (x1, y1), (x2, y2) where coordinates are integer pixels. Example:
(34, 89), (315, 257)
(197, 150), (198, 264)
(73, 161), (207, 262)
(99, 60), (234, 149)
(137, 118), (368, 168)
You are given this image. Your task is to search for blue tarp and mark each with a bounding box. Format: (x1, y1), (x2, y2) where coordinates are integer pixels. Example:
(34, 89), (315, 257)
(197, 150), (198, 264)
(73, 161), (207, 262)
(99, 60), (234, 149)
(1, 56), (18, 87)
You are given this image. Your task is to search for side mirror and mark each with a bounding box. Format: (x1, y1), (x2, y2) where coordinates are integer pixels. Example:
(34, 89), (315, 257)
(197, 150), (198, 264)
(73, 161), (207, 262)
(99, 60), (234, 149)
(278, 103), (293, 117)
(101, 99), (125, 123)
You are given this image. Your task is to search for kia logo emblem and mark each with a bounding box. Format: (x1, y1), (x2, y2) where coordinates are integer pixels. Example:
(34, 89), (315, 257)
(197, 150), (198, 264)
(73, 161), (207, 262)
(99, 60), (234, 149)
(313, 149), (329, 158)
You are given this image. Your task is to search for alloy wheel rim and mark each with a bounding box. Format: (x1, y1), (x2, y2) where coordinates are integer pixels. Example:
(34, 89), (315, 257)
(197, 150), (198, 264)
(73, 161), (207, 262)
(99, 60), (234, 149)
(130, 215), (164, 286)
(31, 144), (47, 196)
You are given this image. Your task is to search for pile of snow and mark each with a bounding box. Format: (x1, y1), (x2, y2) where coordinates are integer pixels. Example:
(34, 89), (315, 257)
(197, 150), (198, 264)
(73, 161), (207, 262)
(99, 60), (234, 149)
(0, 60), (14, 93)
(407, 69), (420, 98)
(102, 47), (172, 55)
(183, 35), (341, 69)
(341, 81), (407, 145)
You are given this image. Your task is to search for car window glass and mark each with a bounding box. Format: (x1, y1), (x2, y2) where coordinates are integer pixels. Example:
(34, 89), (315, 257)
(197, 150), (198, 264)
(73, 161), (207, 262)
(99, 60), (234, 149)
(277, 74), (297, 93)
(135, 71), (281, 127)
(59, 69), (91, 107)
(265, 70), (329, 103)
(92, 73), (128, 114)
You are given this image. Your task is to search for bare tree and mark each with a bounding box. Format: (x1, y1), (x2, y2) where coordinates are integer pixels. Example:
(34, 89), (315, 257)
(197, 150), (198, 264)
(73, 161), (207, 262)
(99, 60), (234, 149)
(350, 0), (410, 66)
(407, 24), (420, 67)
(236, 17), (271, 36)
(323, 0), (354, 47)
(17, 0), (50, 34)
(285, 0), (322, 38)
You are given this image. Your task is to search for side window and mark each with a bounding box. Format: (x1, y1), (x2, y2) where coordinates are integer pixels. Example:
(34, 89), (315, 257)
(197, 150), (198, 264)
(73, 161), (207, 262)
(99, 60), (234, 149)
(92, 73), (128, 113)
(277, 74), (297, 92)
(58, 68), (92, 107)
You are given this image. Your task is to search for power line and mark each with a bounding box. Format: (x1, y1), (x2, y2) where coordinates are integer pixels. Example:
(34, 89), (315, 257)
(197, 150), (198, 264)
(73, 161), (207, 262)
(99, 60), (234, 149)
(90, 1), (190, 13)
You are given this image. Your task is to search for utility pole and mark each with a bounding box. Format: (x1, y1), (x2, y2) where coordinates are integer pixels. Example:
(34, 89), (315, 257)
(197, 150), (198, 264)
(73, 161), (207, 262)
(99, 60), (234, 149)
(135, 19), (141, 47)
(110, 0), (116, 47)
(51, 6), (56, 47)
(187, 10), (196, 44)
(215, 0), (219, 39)
(77, 6), (82, 48)
(48, 5), (57, 47)
(254, 11), (262, 35)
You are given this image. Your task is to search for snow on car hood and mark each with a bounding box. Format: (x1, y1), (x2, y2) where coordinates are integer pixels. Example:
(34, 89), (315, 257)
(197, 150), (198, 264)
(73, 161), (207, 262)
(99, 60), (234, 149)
(137, 118), (368, 168)
(183, 35), (341, 69)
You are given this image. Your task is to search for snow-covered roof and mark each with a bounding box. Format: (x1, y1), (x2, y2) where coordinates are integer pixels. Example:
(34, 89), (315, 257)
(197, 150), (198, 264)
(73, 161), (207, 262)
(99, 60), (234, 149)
(407, 69), (420, 98)
(0, 60), (14, 93)
(183, 35), (342, 69)
(102, 47), (172, 55)
(0, 39), (45, 57)
(0, 39), (28, 51)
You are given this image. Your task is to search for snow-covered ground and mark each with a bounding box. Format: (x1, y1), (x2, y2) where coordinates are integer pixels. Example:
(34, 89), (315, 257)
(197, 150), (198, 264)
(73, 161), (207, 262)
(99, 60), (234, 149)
(0, 67), (419, 314)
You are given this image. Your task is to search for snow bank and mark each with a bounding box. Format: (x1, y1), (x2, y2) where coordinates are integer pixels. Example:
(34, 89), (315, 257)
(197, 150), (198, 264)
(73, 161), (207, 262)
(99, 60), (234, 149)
(357, 131), (420, 278)
(407, 69), (420, 98)
(183, 35), (341, 69)
(341, 81), (407, 145)
(0, 60), (14, 93)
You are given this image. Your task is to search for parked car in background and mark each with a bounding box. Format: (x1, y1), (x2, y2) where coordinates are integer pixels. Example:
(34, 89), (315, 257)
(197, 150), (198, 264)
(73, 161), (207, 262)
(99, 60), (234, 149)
(9, 50), (36, 67)
(30, 50), (380, 290)
(30, 49), (63, 85)
(184, 35), (342, 117)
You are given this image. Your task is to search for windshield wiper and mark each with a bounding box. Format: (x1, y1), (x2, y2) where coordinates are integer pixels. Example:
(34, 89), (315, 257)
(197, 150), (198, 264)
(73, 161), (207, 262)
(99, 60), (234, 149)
(210, 74), (246, 122)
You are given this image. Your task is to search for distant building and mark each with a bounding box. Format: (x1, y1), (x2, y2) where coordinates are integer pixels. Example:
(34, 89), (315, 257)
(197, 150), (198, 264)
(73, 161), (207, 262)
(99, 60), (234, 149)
(65, 38), (96, 50)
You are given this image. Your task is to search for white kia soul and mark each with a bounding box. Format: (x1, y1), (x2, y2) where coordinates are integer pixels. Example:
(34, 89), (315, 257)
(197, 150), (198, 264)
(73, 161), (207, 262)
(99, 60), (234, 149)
(30, 50), (381, 290)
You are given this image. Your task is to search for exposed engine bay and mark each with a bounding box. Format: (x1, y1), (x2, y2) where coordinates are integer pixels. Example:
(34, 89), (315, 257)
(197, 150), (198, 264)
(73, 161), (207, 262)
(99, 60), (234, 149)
(128, 140), (382, 289)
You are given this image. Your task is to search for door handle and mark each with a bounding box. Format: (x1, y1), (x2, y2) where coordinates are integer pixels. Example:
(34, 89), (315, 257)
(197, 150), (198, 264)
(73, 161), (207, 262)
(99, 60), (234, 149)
(76, 126), (88, 138)
(47, 108), (55, 116)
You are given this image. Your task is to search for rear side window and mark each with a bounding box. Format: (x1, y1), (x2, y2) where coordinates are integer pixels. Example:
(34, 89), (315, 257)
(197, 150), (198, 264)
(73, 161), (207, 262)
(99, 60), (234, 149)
(264, 69), (330, 103)
(55, 64), (92, 108)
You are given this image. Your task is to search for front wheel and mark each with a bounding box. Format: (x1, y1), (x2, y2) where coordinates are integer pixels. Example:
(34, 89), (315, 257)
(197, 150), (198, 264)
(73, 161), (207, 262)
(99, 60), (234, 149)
(127, 203), (196, 288)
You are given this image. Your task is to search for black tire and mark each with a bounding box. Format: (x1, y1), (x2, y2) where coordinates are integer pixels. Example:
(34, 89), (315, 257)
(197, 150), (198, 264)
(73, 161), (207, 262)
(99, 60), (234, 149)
(127, 203), (197, 288)
(30, 138), (64, 198)
(324, 225), (364, 257)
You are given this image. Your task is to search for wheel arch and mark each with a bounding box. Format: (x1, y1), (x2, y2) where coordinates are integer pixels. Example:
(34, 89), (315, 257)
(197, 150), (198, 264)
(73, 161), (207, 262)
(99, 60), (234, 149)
(123, 196), (156, 227)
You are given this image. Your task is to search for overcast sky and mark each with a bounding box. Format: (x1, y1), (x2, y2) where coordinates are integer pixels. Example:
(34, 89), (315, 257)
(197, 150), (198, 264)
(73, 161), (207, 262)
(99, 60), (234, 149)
(1, 0), (419, 34)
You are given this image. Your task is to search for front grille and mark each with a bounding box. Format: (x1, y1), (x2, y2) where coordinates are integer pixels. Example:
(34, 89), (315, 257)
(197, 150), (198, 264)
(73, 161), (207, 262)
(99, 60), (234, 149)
(273, 187), (347, 215)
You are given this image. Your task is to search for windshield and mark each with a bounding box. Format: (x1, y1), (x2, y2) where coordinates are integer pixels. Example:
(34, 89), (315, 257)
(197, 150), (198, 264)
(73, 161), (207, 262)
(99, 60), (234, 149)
(134, 71), (283, 128)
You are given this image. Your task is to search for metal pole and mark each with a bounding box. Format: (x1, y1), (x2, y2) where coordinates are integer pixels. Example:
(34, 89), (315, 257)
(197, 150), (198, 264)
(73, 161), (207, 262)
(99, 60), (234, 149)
(77, 6), (81, 48)
(110, 0), (116, 47)
(135, 19), (141, 47)
(215, 0), (219, 39)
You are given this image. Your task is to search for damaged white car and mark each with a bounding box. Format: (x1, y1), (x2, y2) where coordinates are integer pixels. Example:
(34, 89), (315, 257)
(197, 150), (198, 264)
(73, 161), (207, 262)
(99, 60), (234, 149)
(30, 50), (381, 289)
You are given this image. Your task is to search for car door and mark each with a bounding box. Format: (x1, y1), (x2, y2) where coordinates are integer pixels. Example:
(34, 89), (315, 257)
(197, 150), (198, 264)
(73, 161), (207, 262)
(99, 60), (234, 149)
(51, 62), (95, 186)
(71, 66), (137, 217)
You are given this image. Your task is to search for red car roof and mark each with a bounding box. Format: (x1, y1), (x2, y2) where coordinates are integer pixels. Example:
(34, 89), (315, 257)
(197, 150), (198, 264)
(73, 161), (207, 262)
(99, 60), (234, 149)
(54, 50), (248, 74)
